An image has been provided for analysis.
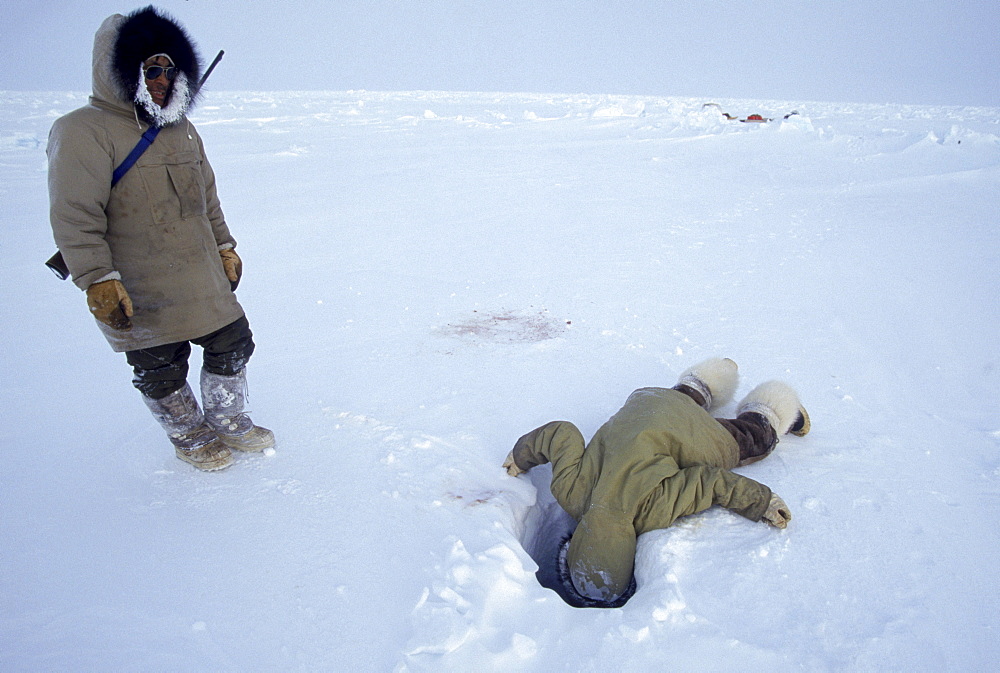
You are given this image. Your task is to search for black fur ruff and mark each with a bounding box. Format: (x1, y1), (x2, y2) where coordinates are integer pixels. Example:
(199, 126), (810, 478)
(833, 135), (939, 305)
(555, 535), (637, 609)
(112, 5), (202, 103)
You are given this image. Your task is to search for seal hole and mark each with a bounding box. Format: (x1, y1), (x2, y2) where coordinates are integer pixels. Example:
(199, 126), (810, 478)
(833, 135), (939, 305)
(518, 465), (579, 604)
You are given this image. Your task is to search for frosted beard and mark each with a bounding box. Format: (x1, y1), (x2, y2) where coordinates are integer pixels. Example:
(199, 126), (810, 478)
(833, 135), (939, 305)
(134, 67), (191, 127)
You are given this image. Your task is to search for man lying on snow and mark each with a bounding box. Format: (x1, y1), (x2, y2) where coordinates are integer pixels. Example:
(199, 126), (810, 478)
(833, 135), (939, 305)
(502, 358), (809, 608)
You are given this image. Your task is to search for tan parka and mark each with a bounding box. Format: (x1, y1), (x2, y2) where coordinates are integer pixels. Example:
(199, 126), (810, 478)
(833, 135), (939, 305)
(510, 387), (772, 603)
(47, 13), (243, 352)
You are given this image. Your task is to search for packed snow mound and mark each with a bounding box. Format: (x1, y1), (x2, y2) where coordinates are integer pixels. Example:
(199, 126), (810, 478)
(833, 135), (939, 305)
(2, 90), (998, 671)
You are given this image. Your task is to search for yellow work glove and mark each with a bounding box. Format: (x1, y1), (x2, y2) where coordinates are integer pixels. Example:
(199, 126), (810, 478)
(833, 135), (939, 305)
(219, 248), (242, 290)
(86, 279), (133, 331)
(762, 493), (792, 529)
(502, 450), (527, 477)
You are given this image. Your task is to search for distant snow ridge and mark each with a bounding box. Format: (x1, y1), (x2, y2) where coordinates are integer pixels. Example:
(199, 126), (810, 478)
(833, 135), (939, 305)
(592, 100), (646, 118)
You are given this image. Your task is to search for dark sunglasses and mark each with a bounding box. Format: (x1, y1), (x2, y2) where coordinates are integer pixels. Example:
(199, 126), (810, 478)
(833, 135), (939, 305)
(143, 66), (177, 81)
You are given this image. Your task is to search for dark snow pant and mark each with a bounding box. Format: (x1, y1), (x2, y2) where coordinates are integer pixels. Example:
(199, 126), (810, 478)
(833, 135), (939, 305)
(715, 413), (778, 465)
(125, 316), (255, 400)
(673, 384), (778, 464)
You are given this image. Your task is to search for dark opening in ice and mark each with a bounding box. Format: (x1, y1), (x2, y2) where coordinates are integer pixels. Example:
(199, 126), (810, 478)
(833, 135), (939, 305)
(518, 465), (579, 605)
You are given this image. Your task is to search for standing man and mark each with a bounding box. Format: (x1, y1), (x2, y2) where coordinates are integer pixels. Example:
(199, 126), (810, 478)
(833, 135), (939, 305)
(47, 7), (273, 471)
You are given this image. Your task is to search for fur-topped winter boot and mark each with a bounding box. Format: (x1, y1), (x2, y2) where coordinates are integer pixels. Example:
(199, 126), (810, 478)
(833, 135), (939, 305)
(737, 381), (810, 437)
(142, 384), (233, 471)
(201, 369), (275, 453)
(674, 357), (740, 411)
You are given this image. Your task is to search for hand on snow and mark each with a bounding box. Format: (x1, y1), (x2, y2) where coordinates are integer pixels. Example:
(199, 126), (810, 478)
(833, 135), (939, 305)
(86, 279), (133, 331)
(502, 450), (526, 477)
(219, 248), (242, 290)
(762, 493), (792, 529)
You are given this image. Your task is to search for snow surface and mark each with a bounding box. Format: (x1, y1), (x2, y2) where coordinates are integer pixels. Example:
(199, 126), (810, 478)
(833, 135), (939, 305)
(1, 90), (998, 671)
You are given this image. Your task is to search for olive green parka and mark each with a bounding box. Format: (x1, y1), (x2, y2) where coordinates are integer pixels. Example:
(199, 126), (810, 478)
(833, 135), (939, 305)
(510, 387), (772, 603)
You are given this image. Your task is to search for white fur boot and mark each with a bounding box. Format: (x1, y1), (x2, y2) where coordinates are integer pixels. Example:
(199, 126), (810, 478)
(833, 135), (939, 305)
(737, 381), (809, 436)
(676, 357), (739, 411)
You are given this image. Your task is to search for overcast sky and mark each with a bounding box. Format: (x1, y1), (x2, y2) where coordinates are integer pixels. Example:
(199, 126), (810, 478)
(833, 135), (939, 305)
(2, 1), (997, 106)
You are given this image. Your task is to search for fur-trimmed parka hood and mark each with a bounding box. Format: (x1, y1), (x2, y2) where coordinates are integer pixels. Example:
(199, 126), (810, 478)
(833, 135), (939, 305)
(556, 535), (636, 608)
(91, 6), (202, 126)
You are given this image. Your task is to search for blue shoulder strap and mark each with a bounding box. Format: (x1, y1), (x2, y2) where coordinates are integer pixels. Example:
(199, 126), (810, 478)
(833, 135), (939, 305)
(111, 126), (161, 187)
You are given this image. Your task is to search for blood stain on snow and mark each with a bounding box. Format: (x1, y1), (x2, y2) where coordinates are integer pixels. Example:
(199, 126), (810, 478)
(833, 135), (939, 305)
(437, 309), (567, 344)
